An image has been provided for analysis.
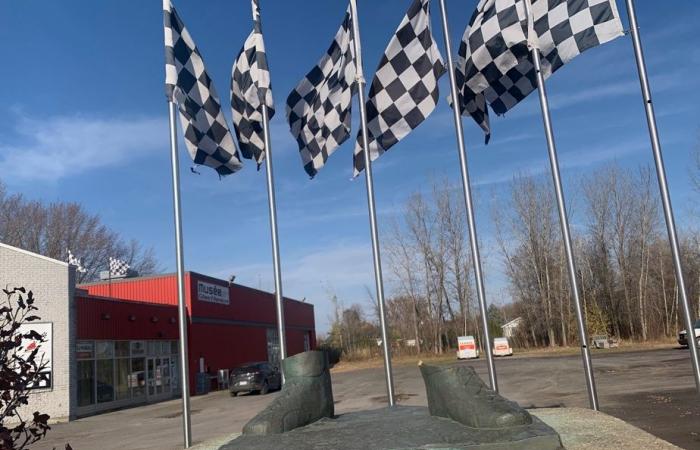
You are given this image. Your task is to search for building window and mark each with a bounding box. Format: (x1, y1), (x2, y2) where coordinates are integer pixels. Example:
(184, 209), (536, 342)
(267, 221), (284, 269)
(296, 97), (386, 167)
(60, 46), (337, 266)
(77, 360), (95, 407)
(115, 341), (129, 358)
(96, 359), (114, 403)
(96, 341), (114, 359)
(76, 341), (94, 359)
(131, 341), (146, 357)
(130, 358), (146, 398)
(77, 339), (179, 410)
(266, 329), (280, 366)
(115, 358), (130, 401)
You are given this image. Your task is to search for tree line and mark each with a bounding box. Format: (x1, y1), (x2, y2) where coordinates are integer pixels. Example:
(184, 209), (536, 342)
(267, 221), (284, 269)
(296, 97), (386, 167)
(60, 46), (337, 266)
(0, 181), (158, 283)
(323, 163), (700, 356)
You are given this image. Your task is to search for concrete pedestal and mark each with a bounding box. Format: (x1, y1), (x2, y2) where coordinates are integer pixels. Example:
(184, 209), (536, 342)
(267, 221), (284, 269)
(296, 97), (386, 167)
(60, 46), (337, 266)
(194, 407), (681, 450)
(220, 406), (563, 450)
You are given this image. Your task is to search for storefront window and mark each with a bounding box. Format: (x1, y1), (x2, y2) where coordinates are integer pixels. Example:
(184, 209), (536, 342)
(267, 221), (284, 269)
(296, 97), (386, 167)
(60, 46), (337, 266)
(130, 358), (146, 398)
(131, 341), (145, 357)
(77, 360), (95, 407)
(76, 341), (94, 360)
(96, 359), (114, 403)
(115, 341), (129, 358)
(96, 341), (114, 359)
(115, 359), (130, 400)
(170, 357), (179, 394)
(77, 339), (178, 410)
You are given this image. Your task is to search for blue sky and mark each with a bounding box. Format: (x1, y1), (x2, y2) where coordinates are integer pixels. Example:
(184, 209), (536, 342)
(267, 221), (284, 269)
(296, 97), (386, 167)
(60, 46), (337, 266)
(1, 1), (698, 334)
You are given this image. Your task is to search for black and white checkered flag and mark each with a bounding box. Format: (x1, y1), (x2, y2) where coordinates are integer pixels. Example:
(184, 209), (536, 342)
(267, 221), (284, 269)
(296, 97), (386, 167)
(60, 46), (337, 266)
(109, 257), (130, 278)
(457, 0), (624, 138)
(353, 0), (445, 177)
(67, 250), (86, 273)
(452, 47), (491, 143)
(231, 0), (275, 167)
(164, 0), (243, 177)
(286, 5), (356, 178)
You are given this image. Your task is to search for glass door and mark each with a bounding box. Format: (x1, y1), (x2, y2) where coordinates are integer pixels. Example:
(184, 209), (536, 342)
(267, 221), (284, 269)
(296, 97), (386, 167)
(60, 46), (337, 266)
(147, 357), (172, 401)
(147, 358), (155, 397)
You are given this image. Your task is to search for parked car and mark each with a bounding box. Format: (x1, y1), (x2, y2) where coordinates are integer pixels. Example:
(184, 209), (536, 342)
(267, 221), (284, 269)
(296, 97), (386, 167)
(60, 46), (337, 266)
(229, 362), (282, 396)
(492, 337), (513, 356)
(678, 319), (700, 348)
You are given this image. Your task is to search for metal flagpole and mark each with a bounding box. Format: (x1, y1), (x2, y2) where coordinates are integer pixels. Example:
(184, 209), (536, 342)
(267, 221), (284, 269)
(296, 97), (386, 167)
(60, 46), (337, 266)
(261, 103), (288, 373)
(437, 0), (498, 392)
(167, 101), (193, 447)
(349, 0), (396, 407)
(624, 0), (700, 391)
(527, 42), (600, 412)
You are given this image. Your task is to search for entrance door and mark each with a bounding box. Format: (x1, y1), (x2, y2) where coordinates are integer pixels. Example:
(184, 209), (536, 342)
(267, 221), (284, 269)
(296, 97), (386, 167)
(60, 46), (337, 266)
(147, 357), (171, 401)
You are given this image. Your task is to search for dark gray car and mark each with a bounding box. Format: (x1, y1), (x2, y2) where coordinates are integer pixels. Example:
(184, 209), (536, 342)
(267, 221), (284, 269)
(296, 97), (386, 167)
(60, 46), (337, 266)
(230, 362), (282, 396)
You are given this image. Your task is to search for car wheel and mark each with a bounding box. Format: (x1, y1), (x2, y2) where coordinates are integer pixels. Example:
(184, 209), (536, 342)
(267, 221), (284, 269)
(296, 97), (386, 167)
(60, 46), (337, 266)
(230, 391), (237, 397)
(260, 380), (270, 395)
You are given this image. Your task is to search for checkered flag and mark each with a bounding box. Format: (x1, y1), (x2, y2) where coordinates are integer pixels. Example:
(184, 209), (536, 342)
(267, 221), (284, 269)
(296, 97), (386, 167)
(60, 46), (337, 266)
(67, 250), (87, 273)
(457, 0), (624, 138)
(164, 0), (243, 177)
(231, 0), (275, 167)
(353, 0), (445, 177)
(109, 257), (130, 278)
(286, 5), (356, 178)
(451, 46), (491, 143)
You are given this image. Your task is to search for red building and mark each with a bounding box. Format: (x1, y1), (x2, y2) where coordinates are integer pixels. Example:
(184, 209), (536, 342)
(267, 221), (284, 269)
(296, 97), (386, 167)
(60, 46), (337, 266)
(75, 272), (315, 416)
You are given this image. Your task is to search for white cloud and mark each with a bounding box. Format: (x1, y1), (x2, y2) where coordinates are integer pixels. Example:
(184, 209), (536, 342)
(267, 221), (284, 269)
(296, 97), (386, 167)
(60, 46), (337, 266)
(0, 113), (167, 182)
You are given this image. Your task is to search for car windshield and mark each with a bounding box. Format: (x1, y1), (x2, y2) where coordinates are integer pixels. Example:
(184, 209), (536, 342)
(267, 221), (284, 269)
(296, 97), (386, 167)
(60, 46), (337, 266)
(695, 319), (700, 329)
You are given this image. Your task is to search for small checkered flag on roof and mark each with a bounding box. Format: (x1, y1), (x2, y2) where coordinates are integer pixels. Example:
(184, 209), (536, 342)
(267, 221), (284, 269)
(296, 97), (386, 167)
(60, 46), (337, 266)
(352, 0), (445, 177)
(67, 250), (87, 273)
(286, 5), (356, 178)
(456, 0), (624, 139)
(163, 0), (243, 177)
(231, 0), (275, 168)
(109, 257), (130, 278)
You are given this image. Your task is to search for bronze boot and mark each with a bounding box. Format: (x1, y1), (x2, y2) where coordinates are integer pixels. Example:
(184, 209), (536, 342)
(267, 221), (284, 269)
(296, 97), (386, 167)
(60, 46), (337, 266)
(242, 350), (334, 435)
(419, 362), (531, 429)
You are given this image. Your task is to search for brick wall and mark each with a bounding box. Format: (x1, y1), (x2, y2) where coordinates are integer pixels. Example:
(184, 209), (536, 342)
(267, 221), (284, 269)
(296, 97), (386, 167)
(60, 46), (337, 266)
(0, 243), (75, 422)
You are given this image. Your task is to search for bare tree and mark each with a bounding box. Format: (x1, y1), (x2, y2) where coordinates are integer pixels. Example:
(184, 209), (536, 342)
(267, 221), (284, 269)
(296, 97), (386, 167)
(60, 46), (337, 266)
(0, 181), (159, 282)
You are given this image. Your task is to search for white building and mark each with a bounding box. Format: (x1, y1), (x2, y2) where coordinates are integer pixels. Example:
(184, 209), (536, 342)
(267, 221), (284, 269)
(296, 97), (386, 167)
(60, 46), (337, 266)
(501, 317), (524, 338)
(0, 242), (77, 422)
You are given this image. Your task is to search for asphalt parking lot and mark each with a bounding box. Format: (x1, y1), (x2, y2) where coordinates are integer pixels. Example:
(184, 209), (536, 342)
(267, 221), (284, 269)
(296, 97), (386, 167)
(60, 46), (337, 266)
(37, 347), (700, 450)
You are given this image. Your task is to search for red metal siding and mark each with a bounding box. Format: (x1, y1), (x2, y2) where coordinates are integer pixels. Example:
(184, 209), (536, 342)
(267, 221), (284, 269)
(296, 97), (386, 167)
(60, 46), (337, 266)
(77, 295), (180, 340)
(186, 324), (313, 393)
(188, 273), (315, 328)
(79, 274), (192, 308)
(77, 271), (316, 395)
(189, 323), (268, 374)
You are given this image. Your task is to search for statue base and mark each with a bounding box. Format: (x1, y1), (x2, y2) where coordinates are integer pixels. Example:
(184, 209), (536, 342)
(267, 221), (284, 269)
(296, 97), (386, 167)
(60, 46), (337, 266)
(220, 405), (563, 450)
